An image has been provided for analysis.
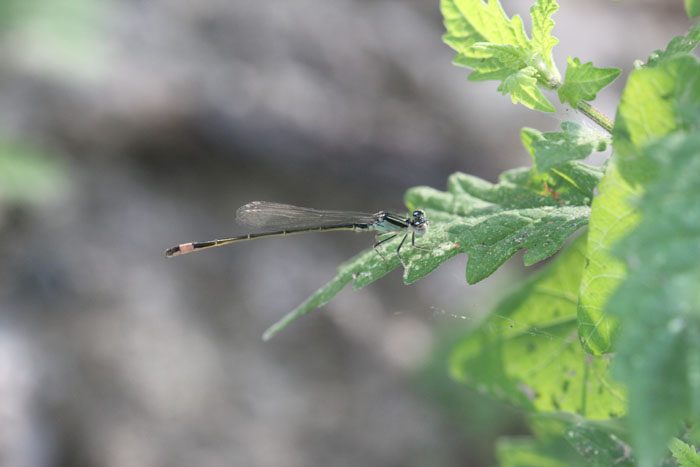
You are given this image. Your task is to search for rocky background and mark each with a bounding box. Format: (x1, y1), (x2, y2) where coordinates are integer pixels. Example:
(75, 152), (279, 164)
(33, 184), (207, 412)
(0, 1), (692, 466)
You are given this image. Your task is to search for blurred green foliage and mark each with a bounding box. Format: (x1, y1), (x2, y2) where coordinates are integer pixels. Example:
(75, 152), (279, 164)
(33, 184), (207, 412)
(0, 0), (99, 75)
(0, 139), (69, 208)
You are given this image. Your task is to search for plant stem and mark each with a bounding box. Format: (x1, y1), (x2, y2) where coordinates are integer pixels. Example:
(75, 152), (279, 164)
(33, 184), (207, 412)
(577, 101), (615, 134)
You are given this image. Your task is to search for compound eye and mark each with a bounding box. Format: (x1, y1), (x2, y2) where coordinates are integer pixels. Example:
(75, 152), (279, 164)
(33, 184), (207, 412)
(414, 221), (429, 235)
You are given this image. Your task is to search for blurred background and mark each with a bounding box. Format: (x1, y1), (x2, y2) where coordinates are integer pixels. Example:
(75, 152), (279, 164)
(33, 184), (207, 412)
(0, 1), (693, 466)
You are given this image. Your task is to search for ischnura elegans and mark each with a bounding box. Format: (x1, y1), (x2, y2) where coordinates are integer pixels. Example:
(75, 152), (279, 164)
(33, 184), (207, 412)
(165, 201), (431, 267)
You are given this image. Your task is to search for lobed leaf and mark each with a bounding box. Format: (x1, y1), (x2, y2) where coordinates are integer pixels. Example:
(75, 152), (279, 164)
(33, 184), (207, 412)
(669, 438), (700, 467)
(441, 0), (560, 112)
(408, 166), (599, 284)
(449, 235), (626, 419)
(521, 121), (610, 172)
(530, 0), (560, 72)
(442, 0), (529, 50)
(470, 42), (529, 72)
(647, 21), (700, 66)
(499, 67), (556, 112)
(557, 57), (621, 108)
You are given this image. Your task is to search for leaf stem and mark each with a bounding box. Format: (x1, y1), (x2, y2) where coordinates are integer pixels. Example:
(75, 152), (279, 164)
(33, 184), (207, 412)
(576, 101), (614, 134)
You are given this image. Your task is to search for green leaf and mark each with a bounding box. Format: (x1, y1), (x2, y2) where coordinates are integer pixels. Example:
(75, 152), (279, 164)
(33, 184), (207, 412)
(669, 438), (700, 467)
(558, 57), (621, 108)
(441, 0), (529, 52)
(467, 43), (529, 79)
(263, 163), (601, 339)
(608, 133), (700, 466)
(614, 55), (700, 185)
(563, 419), (636, 466)
(686, 0), (700, 18)
(410, 166), (599, 284)
(499, 413), (635, 467)
(521, 121), (610, 172)
(647, 22), (700, 66)
(499, 66), (556, 112)
(580, 56), (700, 355)
(449, 235), (626, 418)
(577, 162), (641, 355)
(530, 0), (560, 72)
(441, 0), (560, 112)
(576, 55), (700, 464)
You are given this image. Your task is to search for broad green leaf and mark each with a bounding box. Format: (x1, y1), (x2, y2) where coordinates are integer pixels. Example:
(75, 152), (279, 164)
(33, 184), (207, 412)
(557, 57), (621, 108)
(441, 0), (560, 112)
(669, 438), (700, 467)
(521, 121), (610, 172)
(687, 0), (700, 18)
(264, 163), (601, 339)
(530, 0), (560, 73)
(647, 22), (700, 66)
(577, 163), (640, 355)
(449, 235), (626, 418)
(609, 133), (700, 466)
(580, 56), (700, 355)
(614, 55), (700, 184)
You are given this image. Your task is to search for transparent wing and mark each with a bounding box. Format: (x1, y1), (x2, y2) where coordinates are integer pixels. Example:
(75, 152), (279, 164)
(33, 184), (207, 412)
(235, 201), (378, 230)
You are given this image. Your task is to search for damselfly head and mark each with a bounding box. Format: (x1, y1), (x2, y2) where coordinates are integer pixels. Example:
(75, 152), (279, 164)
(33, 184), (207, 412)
(410, 209), (429, 236)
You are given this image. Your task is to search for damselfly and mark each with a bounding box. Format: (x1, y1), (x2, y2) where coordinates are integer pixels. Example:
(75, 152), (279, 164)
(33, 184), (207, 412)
(165, 201), (431, 267)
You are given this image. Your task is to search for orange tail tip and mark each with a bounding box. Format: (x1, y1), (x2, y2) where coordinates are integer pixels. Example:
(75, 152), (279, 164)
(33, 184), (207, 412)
(165, 243), (194, 257)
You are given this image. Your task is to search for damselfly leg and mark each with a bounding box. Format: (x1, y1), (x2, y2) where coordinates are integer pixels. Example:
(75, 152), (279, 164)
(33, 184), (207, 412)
(374, 231), (432, 269)
(373, 233), (397, 266)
